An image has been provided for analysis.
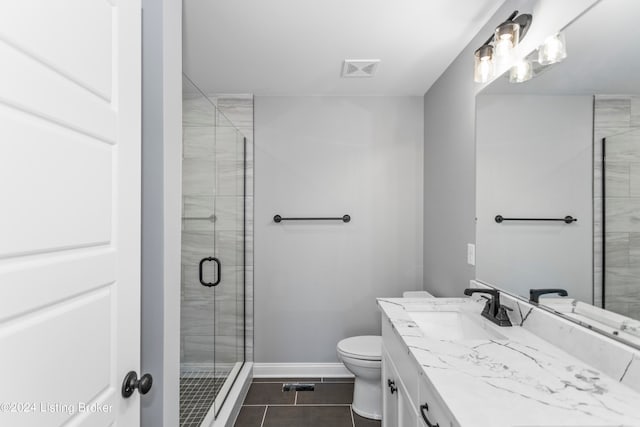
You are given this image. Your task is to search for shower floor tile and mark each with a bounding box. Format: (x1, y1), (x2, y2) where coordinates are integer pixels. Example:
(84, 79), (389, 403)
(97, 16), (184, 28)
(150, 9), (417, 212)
(180, 371), (225, 427)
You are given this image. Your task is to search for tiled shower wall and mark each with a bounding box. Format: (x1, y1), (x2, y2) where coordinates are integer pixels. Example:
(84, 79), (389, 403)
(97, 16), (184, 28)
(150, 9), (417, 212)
(181, 94), (254, 368)
(594, 95), (640, 319)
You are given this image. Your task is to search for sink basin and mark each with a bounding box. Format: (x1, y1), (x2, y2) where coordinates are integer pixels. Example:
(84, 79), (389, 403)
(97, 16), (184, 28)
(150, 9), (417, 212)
(407, 311), (507, 340)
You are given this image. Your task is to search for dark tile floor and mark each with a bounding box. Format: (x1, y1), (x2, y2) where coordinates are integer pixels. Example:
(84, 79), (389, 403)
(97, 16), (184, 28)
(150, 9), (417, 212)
(234, 377), (381, 427)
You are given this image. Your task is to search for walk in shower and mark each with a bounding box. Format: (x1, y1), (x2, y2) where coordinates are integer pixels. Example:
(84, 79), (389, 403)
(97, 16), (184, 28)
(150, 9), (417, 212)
(180, 75), (252, 427)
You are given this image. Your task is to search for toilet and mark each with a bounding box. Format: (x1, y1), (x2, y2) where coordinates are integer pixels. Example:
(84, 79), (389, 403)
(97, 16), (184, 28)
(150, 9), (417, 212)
(337, 335), (382, 420)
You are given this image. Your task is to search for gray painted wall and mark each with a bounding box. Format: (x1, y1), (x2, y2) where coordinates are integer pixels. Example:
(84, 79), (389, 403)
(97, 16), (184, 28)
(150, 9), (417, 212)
(254, 96), (423, 362)
(141, 0), (181, 425)
(141, 0), (165, 423)
(422, 0), (598, 297)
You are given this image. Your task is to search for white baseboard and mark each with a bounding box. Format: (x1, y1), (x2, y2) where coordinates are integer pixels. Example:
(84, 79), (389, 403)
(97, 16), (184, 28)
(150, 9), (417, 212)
(253, 363), (353, 378)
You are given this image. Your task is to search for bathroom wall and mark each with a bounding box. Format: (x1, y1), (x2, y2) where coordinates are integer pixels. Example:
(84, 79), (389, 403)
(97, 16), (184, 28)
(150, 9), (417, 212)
(181, 94), (254, 367)
(594, 95), (640, 318)
(254, 96), (423, 363)
(476, 94), (593, 303)
(422, 0), (598, 297)
(141, 0), (181, 424)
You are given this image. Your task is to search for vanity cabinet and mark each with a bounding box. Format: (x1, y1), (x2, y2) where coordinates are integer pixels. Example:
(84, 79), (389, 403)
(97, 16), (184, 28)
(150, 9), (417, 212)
(382, 317), (459, 427)
(382, 350), (419, 427)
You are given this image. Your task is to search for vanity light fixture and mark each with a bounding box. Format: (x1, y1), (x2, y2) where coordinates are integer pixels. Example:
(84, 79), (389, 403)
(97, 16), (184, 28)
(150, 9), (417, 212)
(538, 32), (567, 65)
(473, 10), (533, 83)
(505, 31), (568, 84)
(509, 58), (533, 83)
(474, 45), (494, 83)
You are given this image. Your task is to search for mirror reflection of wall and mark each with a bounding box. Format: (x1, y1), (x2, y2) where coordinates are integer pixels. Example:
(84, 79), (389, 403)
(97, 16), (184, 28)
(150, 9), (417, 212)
(475, 0), (640, 323)
(476, 94), (593, 303)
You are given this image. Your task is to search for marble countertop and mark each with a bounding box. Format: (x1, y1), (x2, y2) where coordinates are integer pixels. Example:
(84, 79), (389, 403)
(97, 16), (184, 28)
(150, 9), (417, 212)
(378, 297), (640, 427)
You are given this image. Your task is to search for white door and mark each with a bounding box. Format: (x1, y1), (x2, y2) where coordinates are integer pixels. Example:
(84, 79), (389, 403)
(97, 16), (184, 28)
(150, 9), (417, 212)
(0, 1), (142, 426)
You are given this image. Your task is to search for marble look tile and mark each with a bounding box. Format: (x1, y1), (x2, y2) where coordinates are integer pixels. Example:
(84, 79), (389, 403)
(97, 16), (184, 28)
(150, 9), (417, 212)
(215, 127), (242, 163)
(605, 266), (640, 304)
(182, 264), (243, 299)
(628, 303), (640, 322)
(604, 129), (640, 162)
(628, 233), (640, 265)
(215, 230), (245, 266)
(631, 96), (640, 127)
(593, 281), (603, 307)
(595, 97), (631, 129)
(593, 160), (602, 198)
(595, 126), (632, 146)
(604, 232), (630, 267)
(593, 230), (603, 270)
(183, 195), (215, 217)
(181, 230), (214, 266)
(605, 301), (633, 318)
(183, 97), (216, 127)
(182, 196), (247, 232)
(181, 93), (254, 366)
(630, 162), (640, 196)
(213, 196), (243, 231)
(182, 196), (216, 232)
(216, 96), (253, 128)
(593, 197), (603, 235)
(182, 335), (214, 364)
(604, 197), (640, 232)
(181, 298), (215, 336)
(183, 126), (215, 159)
(216, 160), (245, 196)
(604, 161), (629, 196)
(215, 335), (244, 366)
(182, 158), (215, 196)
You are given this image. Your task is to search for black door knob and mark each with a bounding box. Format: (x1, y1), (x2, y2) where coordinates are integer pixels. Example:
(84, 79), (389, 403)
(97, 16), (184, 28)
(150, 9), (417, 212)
(122, 371), (153, 398)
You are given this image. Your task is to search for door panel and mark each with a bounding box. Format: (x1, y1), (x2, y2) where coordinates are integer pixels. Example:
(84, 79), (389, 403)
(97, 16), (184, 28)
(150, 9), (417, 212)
(0, 1), (141, 426)
(0, 0), (113, 99)
(0, 107), (112, 256)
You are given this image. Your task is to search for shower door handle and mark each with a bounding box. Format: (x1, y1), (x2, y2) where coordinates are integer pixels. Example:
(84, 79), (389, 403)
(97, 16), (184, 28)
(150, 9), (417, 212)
(199, 257), (221, 287)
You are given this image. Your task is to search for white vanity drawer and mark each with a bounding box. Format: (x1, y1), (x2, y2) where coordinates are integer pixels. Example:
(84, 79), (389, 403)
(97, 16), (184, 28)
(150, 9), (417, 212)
(382, 316), (419, 402)
(418, 372), (459, 427)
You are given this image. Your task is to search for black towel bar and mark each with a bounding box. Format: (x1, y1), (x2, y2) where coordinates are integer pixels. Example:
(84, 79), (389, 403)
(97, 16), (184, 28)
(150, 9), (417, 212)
(273, 214), (351, 223)
(495, 215), (577, 224)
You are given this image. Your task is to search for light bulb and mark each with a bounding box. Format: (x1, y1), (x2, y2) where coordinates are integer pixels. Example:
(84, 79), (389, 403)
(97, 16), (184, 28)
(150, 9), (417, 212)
(494, 22), (520, 59)
(474, 45), (494, 83)
(509, 59), (532, 83)
(538, 32), (567, 65)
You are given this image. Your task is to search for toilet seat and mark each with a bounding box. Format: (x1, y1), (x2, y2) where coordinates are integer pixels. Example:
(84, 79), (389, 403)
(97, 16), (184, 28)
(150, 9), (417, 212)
(337, 336), (381, 361)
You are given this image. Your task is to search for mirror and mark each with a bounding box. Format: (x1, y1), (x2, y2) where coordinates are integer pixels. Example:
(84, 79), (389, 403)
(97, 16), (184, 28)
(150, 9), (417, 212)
(475, 0), (640, 344)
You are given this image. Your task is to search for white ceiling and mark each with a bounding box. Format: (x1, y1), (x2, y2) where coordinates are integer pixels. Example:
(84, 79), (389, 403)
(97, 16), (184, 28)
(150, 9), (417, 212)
(182, 0), (504, 96)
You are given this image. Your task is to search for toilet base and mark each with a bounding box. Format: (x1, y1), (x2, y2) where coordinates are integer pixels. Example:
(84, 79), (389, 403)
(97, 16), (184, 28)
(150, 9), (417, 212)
(351, 375), (382, 420)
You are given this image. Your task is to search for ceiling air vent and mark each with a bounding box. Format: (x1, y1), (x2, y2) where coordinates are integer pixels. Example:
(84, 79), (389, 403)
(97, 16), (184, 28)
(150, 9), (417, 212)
(341, 59), (380, 78)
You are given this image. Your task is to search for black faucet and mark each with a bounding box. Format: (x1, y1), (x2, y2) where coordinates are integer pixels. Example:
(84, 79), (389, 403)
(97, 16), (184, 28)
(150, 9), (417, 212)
(529, 288), (568, 304)
(463, 288), (512, 327)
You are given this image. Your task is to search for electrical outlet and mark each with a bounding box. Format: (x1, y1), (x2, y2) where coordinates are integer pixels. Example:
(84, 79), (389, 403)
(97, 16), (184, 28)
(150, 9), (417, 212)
(467, 243), (475, 266)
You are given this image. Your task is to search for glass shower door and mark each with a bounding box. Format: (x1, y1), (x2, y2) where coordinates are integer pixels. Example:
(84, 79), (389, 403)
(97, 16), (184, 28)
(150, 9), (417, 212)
(181, 75), (246, 425)
(211, 109), (246, 416)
